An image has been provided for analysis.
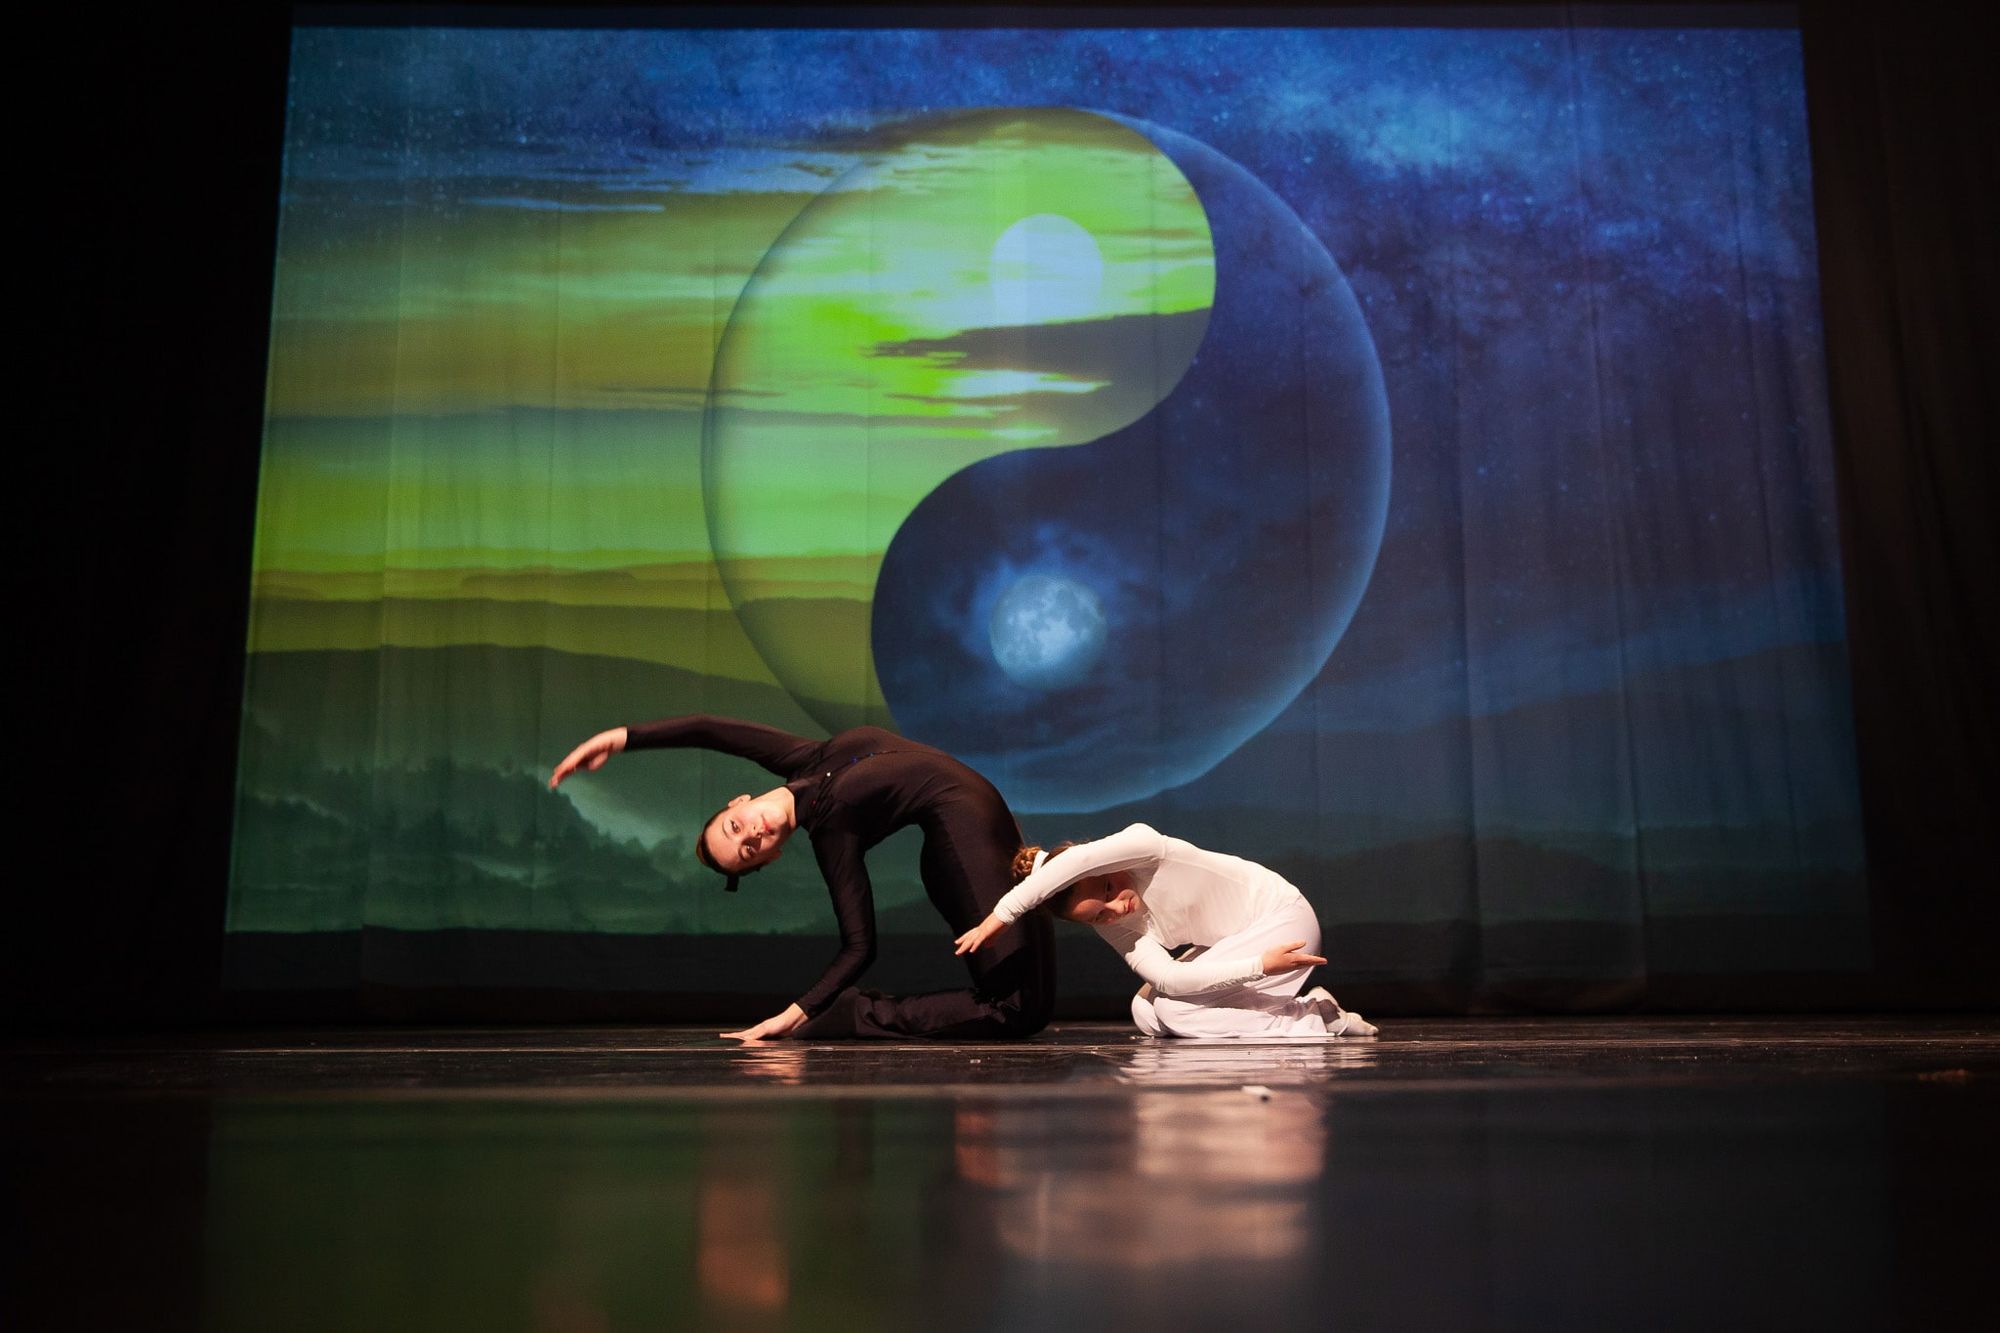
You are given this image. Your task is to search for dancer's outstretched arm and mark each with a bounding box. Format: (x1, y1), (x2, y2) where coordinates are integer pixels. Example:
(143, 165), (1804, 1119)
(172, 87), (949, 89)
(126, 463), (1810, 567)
(954, 823), (1166, 955)
(997, 824), (1167, 921)
(622, 715), (818, 772)
(549, 714), (818, 789)
(721, 1003), (807, 1043)
(549, 727), (627, 788)
(953, 914), (1009, 955)
(715, 836), (882, 1041)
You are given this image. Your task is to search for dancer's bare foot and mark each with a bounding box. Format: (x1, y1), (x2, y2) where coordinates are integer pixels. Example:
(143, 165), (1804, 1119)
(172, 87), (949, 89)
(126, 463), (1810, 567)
(1304, 985), (1379, 1037)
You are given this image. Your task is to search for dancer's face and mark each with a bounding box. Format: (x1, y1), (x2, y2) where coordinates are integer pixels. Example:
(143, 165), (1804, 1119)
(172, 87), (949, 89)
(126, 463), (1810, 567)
(703, 793), (792, 875)
(1057, 875), (1140, 926)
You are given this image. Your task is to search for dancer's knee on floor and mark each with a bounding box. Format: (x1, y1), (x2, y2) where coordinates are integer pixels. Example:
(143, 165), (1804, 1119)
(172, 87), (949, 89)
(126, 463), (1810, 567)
(987, 993), (1052, 1039)
(995, 1007), (1049, 1039)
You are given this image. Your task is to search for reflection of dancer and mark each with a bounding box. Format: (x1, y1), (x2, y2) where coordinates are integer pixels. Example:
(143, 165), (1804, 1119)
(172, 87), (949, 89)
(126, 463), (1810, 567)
(955, 823), (1375, 1039)
(550, 717), (1053, 1042)
(956, 1092), (1329, 1271)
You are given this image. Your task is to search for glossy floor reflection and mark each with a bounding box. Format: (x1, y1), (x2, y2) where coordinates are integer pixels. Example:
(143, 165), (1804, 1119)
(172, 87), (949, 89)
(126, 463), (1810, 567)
(6, 1019), (1997, 1331)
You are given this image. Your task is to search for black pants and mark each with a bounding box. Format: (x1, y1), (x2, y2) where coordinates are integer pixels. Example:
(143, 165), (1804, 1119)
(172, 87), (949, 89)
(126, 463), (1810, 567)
(795, 792), (1056, 1041)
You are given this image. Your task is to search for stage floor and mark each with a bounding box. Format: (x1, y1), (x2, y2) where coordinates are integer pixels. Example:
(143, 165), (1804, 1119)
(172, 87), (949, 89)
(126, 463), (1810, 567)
(7, 1017), (1997, 1330)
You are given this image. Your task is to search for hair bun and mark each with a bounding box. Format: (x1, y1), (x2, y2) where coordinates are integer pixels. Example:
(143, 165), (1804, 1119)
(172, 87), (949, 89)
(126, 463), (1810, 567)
(1009, 845), (1042, 884)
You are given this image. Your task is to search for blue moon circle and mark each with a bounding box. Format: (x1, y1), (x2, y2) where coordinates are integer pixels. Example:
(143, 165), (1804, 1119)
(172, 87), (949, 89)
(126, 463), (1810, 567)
(989, 574), (1107, 690)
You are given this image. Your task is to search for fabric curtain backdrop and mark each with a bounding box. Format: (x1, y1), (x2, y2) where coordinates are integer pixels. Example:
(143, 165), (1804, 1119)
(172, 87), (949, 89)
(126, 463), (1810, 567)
(218, 14), (1871, 1014)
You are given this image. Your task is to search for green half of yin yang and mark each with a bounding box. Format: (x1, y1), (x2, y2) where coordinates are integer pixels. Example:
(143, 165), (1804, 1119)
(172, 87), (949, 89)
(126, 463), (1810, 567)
(702, 107), (1216, 730)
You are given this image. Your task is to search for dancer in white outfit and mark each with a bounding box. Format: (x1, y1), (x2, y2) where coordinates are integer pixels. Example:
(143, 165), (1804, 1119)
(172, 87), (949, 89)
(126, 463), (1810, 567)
(954, 823), (1377, 1039)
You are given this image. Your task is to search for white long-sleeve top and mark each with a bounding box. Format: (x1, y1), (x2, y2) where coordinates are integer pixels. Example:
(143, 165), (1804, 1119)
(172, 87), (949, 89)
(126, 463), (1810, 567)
(991, 823), (1307, 997)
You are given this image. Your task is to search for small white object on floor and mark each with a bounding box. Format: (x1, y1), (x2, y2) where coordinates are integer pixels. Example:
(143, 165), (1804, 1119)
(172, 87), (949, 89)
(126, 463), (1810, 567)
(1241, 1084), (1273, 1099)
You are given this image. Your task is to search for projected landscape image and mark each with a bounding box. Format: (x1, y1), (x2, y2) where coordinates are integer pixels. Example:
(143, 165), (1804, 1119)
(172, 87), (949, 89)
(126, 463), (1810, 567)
(231, 18), (1863, 998)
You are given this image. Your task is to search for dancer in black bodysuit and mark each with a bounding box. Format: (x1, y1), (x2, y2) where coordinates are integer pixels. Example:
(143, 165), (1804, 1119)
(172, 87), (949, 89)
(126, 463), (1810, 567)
(549, 716), (1055, 1042)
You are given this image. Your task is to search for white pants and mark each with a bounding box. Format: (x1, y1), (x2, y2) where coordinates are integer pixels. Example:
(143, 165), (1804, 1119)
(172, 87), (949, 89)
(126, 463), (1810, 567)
(1128, 896), (1336, 1038)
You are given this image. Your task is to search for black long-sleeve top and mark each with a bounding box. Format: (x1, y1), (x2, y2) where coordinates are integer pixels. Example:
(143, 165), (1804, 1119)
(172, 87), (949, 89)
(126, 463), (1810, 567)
(623, 715), (1019, 1017)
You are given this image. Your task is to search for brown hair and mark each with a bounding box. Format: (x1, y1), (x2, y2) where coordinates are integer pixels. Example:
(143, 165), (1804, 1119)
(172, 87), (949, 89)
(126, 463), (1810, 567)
(1010, 840), (1076, 884)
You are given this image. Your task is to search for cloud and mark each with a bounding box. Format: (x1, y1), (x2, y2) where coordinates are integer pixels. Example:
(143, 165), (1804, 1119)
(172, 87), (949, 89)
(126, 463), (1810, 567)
(869, 307), (1210, 382)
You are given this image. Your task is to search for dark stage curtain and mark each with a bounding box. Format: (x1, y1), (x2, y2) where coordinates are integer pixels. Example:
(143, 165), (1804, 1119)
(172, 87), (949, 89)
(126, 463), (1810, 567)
(24, 10), (290, 1028)
(1801, 5), (1998, 1006)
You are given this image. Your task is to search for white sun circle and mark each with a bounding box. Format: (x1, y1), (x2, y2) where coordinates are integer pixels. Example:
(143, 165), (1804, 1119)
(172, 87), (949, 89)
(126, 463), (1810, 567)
(989, 214), (1104, 326)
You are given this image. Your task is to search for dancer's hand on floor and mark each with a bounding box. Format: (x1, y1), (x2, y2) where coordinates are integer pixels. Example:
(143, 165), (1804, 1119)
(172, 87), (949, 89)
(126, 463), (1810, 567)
(722, 1003), (807, 1043)
(953, 914), (1009, 956)
(1260, 941), (1328, 975)
(548, 727), (628, 789)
